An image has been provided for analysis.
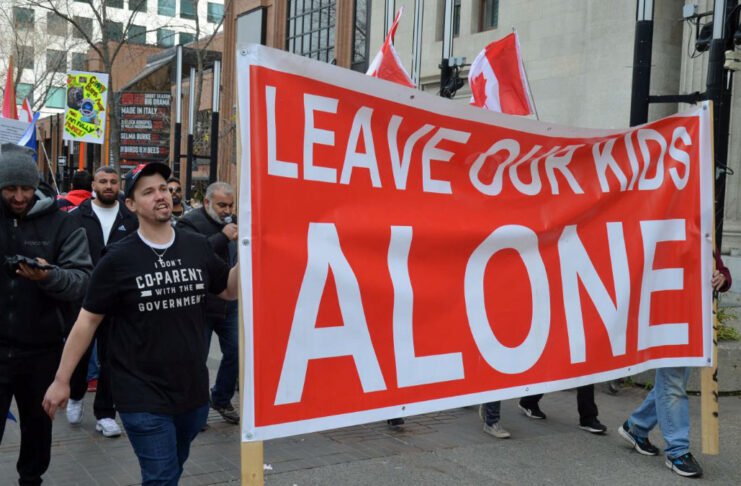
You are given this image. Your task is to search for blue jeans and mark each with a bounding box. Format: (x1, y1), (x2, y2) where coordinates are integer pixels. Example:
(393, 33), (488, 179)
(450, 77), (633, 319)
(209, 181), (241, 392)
(627, 367), (691, 458)
(207, 301), (239, 407)
(87, 340), (99, 381)
(119, 404), (209, 485)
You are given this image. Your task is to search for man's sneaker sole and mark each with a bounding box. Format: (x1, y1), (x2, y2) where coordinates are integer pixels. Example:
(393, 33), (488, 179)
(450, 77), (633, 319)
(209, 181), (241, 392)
(482, 423), (511, 439)
(95, 423), (122, 438)
(518, 404), (545, 419)
(665, 458), (702, 477)
(618, 425), (658, 456)
(579, 424), (607, 434)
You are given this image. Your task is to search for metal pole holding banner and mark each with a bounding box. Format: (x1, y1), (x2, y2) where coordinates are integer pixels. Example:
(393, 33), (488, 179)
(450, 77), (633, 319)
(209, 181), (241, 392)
(185, 66), (196, 203)
(439, 0), (456, 98)
(411, 0), (424, 88)
(629, 0), (654, 126)
(209, 60), (221, 184)
(173, 45), (183, 179)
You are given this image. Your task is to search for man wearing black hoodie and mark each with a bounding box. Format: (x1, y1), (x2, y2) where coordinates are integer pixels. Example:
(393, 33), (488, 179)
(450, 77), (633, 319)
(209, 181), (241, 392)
(0, 144), (92, 486)
(177, 181), (240, 424)
(66, 166), (138, 438)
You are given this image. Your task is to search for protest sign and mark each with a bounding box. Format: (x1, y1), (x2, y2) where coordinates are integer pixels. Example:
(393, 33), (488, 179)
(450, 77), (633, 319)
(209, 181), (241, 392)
(236, 45), (713, 442)
(63, 71), (109, 144)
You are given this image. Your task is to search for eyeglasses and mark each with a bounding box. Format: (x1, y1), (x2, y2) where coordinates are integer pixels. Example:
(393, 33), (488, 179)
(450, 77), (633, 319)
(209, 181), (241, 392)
(168, 187), (182, 193)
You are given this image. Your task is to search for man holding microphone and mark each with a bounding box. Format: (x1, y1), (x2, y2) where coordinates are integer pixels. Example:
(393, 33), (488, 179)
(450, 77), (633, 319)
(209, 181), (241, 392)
(178, 182), (240, 424)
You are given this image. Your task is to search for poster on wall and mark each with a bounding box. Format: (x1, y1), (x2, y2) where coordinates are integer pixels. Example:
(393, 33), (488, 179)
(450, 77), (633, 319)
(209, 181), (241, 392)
(63, 71), (109, 144)
(119, 92), (171, 162)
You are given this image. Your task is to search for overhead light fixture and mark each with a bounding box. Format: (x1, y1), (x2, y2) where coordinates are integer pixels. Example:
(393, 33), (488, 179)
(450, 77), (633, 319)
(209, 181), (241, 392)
(696, 22), (713, 52)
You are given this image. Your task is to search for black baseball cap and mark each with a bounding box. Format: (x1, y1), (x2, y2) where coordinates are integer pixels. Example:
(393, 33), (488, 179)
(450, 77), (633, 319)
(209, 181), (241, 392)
(124, 162), (172, 199)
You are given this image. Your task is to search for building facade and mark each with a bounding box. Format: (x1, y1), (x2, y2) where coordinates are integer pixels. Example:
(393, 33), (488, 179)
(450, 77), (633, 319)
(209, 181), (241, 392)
(1, 0), (224, 116)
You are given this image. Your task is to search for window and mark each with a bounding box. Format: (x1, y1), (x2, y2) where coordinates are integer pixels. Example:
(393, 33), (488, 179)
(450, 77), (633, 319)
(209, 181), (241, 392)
(130, 0), (147, 12)
(17, 46), (34, 70)
(477, 0), (499, 32)
(436, 0), (461, 40)
(16, 83), (33, 105)
(129, 24), (147, 44)
(47, 12), (68, 36)
(158, 0), (175, 16)
(108, 0), (124, 7)
(207, 2), (224, 23)
(73, 16), (93, 39)
(180, 0), (196, 20)
(179, 32), (195, 45)
(71, 52), (87, 71)
(46, 87), (66, 109)
(286, 0), (336, 64)
(105, 20), (124, 40)
(157, 28), (175, 47)
(13, 7), (34, 30)
(47, 50), (67, 71)
(352, 0), (370, 72)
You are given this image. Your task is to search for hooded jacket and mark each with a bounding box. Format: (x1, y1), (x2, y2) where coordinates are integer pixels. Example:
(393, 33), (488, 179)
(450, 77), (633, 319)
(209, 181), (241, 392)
(177, 206), (233, 319)
(57, 189), (92, 212)
(70, 198), (138, 265)
(0, 189), (93, 359)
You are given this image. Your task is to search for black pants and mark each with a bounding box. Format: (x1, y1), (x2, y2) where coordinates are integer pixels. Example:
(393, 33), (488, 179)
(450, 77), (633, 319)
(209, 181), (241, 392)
(69, 323), (115, 420)
(520, 384), (598, 422)
(0, 349), (60, 486)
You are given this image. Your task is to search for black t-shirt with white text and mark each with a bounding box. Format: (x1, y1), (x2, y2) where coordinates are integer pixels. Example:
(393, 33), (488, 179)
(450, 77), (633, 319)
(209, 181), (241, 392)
(83, 229), (230, 414)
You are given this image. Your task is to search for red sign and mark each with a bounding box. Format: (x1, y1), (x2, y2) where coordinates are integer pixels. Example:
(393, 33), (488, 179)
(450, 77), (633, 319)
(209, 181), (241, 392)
(237, 46), (713, 442)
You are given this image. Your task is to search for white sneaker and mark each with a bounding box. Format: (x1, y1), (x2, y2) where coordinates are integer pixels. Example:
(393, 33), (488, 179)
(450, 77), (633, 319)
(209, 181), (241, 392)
(95, 418), (122, 438)
(66, 399), (84, 425)
(483, 421), (511, 439)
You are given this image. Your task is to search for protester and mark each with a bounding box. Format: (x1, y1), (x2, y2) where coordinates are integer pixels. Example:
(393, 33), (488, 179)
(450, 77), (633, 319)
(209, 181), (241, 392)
(618, 252), (732, 478)
(65, 166), (138, 438)
(57, 170), (93, 212)
(43, 162), (239, 485)
(167, 177), (191, 222)
(0, 144), (92, 486)
(519, 385), (607, 434)
(478, 401), (510, 438)
(177, 182), (240, 424)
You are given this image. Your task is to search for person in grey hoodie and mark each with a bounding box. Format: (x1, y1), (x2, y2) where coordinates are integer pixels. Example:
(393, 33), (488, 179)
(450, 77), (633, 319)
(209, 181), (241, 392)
(0, 144), (92, 486)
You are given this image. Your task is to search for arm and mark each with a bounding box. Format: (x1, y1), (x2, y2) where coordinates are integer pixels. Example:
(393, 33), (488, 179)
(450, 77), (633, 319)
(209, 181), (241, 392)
(217, 264), (239, 301)
(42, 309), (104, 418)
(713, 252), (733, 293)
(37, 227), (93, 301)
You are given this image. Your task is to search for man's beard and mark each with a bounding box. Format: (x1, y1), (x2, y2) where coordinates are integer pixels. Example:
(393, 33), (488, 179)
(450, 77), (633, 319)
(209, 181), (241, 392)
(95, 191), (118, 205)
(205, 203), (230, 224)
(172, 194), (182, 205)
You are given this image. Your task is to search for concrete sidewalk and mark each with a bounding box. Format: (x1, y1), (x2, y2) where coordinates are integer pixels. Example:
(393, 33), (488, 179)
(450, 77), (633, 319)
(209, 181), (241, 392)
(1, 383), (739, 485)
(1, 341), (739, 485)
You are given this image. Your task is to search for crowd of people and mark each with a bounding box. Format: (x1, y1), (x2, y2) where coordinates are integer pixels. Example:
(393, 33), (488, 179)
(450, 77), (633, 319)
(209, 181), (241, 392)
(0, 146), (240, 485)
(0, 144), (734, 484)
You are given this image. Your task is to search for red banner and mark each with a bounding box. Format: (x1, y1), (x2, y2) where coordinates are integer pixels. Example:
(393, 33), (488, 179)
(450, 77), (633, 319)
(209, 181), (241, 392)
(237, 46), (713, 442)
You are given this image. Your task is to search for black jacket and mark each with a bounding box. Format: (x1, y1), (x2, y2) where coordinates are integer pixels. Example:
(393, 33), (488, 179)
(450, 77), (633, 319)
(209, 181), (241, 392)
(0, 190), (93, 361)
(177, 207), (233, 319)
(70, 198), (138, 265)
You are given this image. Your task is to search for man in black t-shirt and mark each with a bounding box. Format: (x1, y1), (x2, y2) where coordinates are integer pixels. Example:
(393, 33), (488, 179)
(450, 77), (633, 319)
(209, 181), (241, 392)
(43, 162), (239, 485)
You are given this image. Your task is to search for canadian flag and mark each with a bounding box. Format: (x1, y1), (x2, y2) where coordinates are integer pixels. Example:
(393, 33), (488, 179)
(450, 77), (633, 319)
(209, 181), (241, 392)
(468, 32), (535, 116)
(19, 97), (32, 123)
(366, 8), (414, 88)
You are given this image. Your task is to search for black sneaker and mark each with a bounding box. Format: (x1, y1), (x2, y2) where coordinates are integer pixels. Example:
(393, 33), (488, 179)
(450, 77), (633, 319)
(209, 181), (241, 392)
(665, 452), (703, 477)
(387, 418), (405, 428)
(518, 402), (546, 419)
(579, 417), (607, 434)
(618, 421), (659, 456)
(212, 402), (240, 424)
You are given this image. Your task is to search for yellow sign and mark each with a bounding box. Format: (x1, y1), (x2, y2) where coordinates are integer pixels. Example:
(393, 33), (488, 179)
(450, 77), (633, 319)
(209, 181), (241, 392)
(63, 71), (109, 145)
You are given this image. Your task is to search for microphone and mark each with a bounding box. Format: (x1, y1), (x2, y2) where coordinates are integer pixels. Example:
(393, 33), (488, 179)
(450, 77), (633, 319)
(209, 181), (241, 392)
(224, 215), (233, 224)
